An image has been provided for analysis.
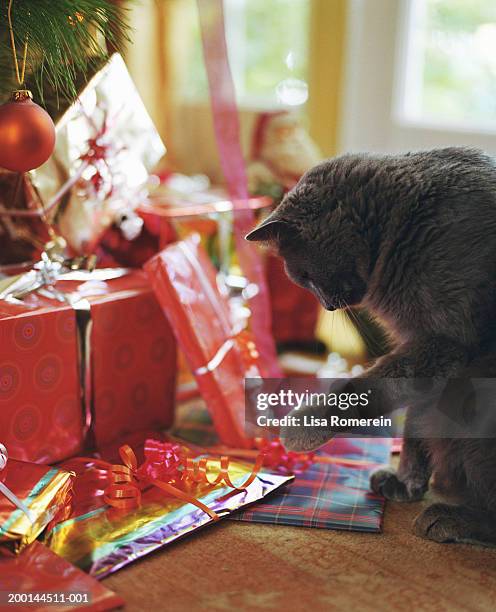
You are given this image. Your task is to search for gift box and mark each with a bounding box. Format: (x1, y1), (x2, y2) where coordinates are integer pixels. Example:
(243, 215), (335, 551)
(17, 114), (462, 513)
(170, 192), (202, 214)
(145, 235), (265, 448)
(0, 270), (176, 463)
(28, 53), (166, 256)
(0, 541), (124, 612)
(232, 438), (392, 531)
(0, 450), (73, 554)
(46, 439), (292, 578)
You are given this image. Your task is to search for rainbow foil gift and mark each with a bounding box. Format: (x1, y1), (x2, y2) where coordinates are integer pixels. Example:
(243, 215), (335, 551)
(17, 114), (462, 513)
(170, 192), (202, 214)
(46, 439), (292, 578)
(0, 445), (73, 554)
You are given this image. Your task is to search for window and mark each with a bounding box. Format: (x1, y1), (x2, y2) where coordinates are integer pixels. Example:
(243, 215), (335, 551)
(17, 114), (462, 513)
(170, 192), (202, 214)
(398, 0), (496, 130)
(182, 0), (310, 108)
(341, 0), (496, 154)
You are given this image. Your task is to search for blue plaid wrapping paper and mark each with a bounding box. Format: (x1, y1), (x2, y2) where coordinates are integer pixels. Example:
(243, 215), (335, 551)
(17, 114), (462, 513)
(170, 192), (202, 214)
(173, 402), (392, 532)
(231, 438), (391, 531)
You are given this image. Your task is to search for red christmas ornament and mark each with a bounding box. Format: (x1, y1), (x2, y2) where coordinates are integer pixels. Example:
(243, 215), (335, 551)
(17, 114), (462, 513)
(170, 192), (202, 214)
(0, 90), (56, 173)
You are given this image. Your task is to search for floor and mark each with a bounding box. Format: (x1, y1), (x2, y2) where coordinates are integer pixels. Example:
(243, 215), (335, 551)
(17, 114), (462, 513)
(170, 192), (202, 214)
(105, 492), (496, 611)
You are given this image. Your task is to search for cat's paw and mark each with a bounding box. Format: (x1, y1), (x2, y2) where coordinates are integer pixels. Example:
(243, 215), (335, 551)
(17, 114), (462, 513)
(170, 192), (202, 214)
(413, 503), (469, 543)
(370, 468), (427, 502)
(280, 426), (334, 452)
(280, 404), (335, 451)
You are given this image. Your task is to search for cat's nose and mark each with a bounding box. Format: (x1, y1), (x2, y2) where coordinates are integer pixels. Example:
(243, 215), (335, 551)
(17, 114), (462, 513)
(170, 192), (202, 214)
(309, 282), (336, 311)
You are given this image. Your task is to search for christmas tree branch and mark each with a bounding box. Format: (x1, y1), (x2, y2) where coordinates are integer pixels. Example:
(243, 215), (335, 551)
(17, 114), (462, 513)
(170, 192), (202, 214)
(0, 0), (132, 104)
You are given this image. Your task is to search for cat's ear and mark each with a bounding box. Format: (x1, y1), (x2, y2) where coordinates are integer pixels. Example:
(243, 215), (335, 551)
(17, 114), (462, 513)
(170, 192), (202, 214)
(245, 217), (295, 243)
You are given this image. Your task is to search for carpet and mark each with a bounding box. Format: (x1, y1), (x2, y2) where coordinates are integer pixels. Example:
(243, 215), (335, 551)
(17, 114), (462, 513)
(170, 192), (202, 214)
(105, 491), (496, 611)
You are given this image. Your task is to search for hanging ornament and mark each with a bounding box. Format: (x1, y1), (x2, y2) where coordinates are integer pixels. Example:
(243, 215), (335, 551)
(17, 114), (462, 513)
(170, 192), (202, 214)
(0, 0), (56, 173)
(0, 90), (55, 172)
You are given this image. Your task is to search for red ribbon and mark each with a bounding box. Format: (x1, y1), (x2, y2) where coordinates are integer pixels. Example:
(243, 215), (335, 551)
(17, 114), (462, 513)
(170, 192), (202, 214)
(79, 114), (125, 200)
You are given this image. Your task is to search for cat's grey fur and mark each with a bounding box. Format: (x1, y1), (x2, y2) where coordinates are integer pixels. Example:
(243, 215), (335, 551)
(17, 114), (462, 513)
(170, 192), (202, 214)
(246, 147), (496, 545)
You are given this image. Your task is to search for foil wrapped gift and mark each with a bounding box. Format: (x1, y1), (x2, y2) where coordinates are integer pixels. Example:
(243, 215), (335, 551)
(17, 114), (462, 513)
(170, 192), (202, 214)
(0, 446), (73, 554)
(46, 439), (292, 578)
(0, 170), (49, 266)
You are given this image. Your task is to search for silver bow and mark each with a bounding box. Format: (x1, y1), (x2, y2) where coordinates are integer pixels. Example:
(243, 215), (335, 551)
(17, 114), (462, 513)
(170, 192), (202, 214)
(0, 251), (130, 303)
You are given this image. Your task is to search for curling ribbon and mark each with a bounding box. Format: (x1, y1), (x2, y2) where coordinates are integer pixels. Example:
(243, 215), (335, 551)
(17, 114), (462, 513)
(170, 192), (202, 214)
(205, 438), (315, 474)
(254, 439), (314, 473)
(143, 439), (263, 490)
(0, 443), (35, 524)
(207, 439), (382, 469)
(92, 441), (264, 520)
(197, 0), (282, 378)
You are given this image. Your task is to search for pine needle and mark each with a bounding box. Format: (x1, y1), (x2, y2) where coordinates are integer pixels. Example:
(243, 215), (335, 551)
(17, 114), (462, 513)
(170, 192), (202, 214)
(0, 0), (132, 105)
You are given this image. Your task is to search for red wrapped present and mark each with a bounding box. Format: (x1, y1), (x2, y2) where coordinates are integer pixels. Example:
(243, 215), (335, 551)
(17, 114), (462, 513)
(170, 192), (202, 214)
(0, 541), (124, 611)
(266, 254), (320, 345)
(145, 235), (264, 448)
(0, 269), (176, 463)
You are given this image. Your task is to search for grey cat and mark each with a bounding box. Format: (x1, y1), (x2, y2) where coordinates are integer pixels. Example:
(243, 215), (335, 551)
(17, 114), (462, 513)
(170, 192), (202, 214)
(246, 147), (496, 546)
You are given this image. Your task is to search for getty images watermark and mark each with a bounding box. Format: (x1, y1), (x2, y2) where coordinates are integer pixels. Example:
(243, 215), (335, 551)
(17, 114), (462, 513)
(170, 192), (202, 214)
(253, 386), (392, 429)
(244, 377), (496, 439)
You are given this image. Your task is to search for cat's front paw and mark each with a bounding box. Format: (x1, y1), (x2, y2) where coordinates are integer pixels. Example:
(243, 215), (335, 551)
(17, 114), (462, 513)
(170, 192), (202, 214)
(413, 504), (464, 543)
(370, 468), (427, 502)
(280, 404), (335, 451)
(412, 503), (495, 545)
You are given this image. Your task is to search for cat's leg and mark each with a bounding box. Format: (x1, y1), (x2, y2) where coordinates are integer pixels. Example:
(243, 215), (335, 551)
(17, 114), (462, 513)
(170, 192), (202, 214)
(282, 335), (469, 451)
(352, 335), (470, 418)
(414, 425), (496, 545)
(413, 503), (496, 546)
(370, 434), (431, 502)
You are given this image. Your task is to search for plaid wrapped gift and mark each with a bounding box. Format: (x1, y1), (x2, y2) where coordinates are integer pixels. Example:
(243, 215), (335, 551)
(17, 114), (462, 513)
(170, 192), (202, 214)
(230, 438), (391, 531)
(173, 402), (392, 532)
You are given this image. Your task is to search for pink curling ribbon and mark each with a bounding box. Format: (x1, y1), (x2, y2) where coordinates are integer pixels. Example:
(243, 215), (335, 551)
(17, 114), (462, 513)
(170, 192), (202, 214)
(0, 443), (35, 524)
(141, 439), (263, 491)
(254, 439), (315, 474)
(140, 439), (184, 482)
(197, 0), (282, 377)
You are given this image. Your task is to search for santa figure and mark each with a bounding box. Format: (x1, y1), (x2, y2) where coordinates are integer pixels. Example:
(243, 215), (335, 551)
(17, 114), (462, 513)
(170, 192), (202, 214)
(247, 111), (321, 195)
(247, 111), (325, 353)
